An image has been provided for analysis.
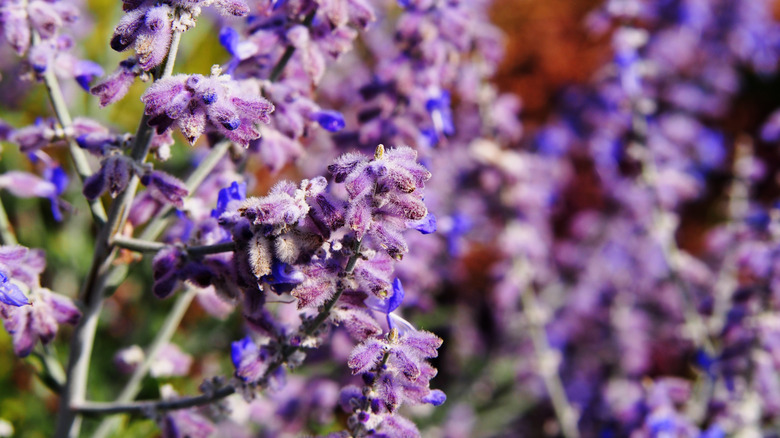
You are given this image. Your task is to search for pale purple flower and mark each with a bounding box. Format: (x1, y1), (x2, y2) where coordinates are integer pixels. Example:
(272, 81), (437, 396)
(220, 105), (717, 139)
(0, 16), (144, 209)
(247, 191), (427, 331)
(141, 170), (189, 208)
(141, 73), (273, 146)
(90, 58), (141, 107)
(149, 343), (193, 377)
(1, 288), (80, 357)
(231, 335), (269, 382)
(110, 4), (172, 71)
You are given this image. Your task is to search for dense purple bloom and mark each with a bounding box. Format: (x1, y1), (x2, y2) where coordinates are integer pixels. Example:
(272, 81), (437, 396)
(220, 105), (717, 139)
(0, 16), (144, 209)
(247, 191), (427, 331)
(211, 181), (246, 218)
(110, 4), (172, 70)
(149, 343), (193, 377)
(83, 156), (134, 200)
(141, 73), (274, 146)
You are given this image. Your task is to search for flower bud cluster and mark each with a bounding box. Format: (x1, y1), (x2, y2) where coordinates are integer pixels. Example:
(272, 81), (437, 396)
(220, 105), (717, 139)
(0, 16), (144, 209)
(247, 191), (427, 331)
(340, 327), (445, 437)
(110, 0), (249, 72)
(0, 0), (103, 86)
(141, 70), (274, 146)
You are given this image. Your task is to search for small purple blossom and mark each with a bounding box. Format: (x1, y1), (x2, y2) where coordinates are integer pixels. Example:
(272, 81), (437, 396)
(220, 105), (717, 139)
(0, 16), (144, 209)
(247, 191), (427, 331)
(141, 170), (189, 208)
(231, 335), (268, 382)
(141, 73), (274, 146)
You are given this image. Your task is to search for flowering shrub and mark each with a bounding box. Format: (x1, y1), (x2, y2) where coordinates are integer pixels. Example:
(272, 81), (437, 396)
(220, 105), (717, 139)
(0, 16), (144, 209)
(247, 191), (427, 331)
(2, 0), (780, 436)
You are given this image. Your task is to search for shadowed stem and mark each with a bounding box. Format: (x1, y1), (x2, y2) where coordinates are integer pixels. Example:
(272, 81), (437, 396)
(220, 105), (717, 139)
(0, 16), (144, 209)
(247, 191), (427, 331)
(515, 259), (580, 438)
(90, 287), (197, 438)
(0, 197), (16, 246)
(54, 24), (185, 438)
(74, 239), (363, 416)
(37, 42), (108, 226)
(267, 8), (317, 82)
(111, 236), (236, 256)
(87, 140), (231, 438)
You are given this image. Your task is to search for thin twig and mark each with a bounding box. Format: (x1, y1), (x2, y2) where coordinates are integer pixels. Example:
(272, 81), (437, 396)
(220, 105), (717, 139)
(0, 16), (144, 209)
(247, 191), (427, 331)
(516, 259), (580, 438)
(36, 34), (108, 226)
(111, 235), (235, 256)
(0, 197), (17, 245)
(90, 287), (197, 438)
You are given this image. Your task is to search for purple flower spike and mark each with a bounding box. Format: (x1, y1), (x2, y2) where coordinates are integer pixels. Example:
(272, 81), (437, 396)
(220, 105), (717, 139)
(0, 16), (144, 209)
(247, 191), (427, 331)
(83, 156), (134, 200)
(213, 0), (250, 16)
(149, 343), (193, 378)
(141, 171), (189, 208)
(0, 171), (58, 199)
(136, 5), (173, 70)
(347, 339), (386, 375)
(82, 166), (107, 201)
(0, 272), (28, 307)
(426, 90), (454, 137)
(141, 73), (273, 145)
(152, 247), (184, 299)
(211, 181), (247, 218)
(313, 110), (346, 132)
(2, 288), (80, 357)
(28, 1), (66, 40)
(44, 166), (69, 196)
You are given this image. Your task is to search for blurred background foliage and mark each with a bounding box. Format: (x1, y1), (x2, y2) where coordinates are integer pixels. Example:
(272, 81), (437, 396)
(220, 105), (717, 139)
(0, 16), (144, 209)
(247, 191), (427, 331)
(0, 0), (631, 435)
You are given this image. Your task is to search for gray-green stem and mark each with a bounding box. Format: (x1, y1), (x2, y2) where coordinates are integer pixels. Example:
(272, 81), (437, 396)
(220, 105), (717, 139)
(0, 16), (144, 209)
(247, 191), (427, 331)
(0, 197), (17, 246)
(111, 236), (236, 256)
(36, 32), (107, 227)
(516, 259), (580, 438)
(90, 287), (197, 438)
(54, 24), (184, 438)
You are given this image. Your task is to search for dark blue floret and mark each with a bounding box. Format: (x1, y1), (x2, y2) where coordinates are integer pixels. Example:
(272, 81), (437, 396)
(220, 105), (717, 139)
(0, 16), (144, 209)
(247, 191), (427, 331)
(212, 181), (247, 218)
(202, 92), (218, 104)
(413, 212), (436, 234)
(219, 26), (239, 56)
(0, 272), (29, 307)
(314, 110), (346, 132)
(222, 119), (241, 130)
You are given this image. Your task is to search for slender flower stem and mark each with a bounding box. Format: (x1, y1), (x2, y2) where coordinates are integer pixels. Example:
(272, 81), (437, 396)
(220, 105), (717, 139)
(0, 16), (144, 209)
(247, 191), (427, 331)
(90, 287), (197, 438)
(36, 41), (108, 226)
(137, 139), (232, 242)
(54, 25), (185, 438)
(0, 197), (17, 246)
(516, 259), (580, 438)
(267, 8), (317, 82)
(75, 386), (237, 415)
(111, 236), (235, 256)
(74, 239), (364, 416)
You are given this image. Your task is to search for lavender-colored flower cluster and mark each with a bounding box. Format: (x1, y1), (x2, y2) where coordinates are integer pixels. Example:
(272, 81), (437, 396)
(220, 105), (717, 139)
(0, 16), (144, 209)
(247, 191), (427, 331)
(4, 0), (780, 436)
